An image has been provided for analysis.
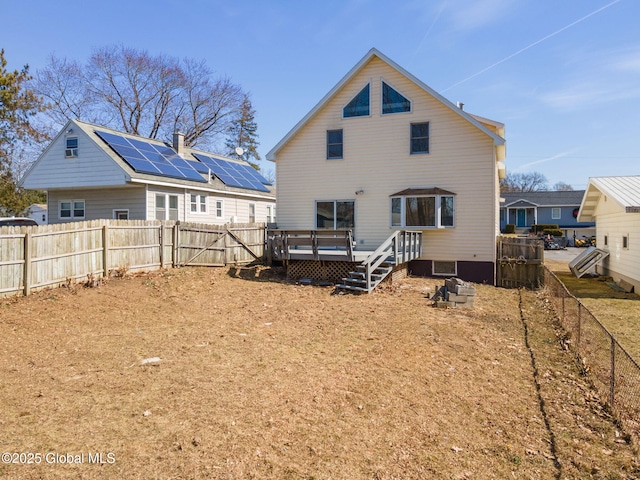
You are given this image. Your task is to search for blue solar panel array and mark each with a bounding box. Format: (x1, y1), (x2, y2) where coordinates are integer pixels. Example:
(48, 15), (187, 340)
(95, 130), (208, 183)
(192, 153), (272, 192)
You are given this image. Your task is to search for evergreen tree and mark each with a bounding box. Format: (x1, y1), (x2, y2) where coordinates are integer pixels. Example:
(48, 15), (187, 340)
(0, 49), (47, 171)
(225, 94), (260, 170)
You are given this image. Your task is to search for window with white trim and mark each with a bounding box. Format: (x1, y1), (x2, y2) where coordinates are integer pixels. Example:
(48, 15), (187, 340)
(65, 137), (78, 157)
(60, 199), (85, 219)
(433, 261), (457, 276)
(155, 194), (178, 220)
(266, 205), (275, 224)
(215, 200), (223, 219)
(551, 208), (561, 220)
(249, 203), (256, 223)
(190, 194), (207, 214)
(113, 209), (129, 220)
(391, 194), (454, 228)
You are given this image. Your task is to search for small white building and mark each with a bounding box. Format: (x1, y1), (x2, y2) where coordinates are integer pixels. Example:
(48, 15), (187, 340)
(27, 203), (48, 225)
(578, 176), (640, 291)
(20, 119), (275, 225)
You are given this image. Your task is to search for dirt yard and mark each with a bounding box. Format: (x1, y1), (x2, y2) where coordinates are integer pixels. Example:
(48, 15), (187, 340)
(1, 266), (638, 479)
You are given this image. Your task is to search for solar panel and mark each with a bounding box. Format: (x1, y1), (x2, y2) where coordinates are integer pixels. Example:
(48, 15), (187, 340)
(192, 153), (271, 192)
(95, 130), (208, 183)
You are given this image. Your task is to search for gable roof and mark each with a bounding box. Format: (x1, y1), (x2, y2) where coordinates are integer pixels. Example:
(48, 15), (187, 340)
(22, 119), (274, 199)
(579, 176), (640, 221)
(266, 48), (505, 162)
(501, 190), (585, 208)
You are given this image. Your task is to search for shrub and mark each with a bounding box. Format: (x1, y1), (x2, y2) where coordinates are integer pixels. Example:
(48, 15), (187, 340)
(531, 224), (558, 234)
(542, 228), (563, 237)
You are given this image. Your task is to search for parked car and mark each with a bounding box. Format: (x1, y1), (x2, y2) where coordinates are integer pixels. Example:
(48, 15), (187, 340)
(0, 217), (38, 227)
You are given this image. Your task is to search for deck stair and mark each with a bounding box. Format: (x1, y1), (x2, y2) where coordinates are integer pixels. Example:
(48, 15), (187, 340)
(336, 230), (422, 293)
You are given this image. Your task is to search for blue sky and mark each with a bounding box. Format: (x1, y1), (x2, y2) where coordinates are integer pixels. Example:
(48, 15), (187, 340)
(3, 0), (639, 189)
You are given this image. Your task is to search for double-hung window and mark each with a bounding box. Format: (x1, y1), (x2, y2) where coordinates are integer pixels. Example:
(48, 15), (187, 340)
(391, 190), (454, 229)
(551, 208), (561, 220)
(410, 122), (429, 154)
(327, 130), (343, 159)
(215, 200), (223, 219)
(316, 200), (355, 230)
(190, 194), (207, 214)
(156, 194), (178, 221)
(60, 200), (85, 220)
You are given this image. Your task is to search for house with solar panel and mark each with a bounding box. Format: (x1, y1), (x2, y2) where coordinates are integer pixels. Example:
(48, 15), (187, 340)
(266, 48), (506, 289)
(20, 119), (275, 225)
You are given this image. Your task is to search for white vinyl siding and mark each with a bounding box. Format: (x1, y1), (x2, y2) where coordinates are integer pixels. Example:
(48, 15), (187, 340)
(48, 187), (146, 223)
(275, 56), (500, 261)
(22, 128), (128, 190)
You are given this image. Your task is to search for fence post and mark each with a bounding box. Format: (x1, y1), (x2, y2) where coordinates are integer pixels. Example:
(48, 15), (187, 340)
(577, 302), (581, 347)
(159, 223), (164, 268)
(610, 337), (616, 408)
(562, 295), (565, 322)
(23, 233), (32, 296)
(102, 225), (109, 278)
(173, 222), (179, 267)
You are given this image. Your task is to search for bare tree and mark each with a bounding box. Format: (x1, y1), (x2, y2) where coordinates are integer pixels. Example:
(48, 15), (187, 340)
(553, 181), (574, 191)
(33, 46), (244, 149)
(500, 172), (549, 193)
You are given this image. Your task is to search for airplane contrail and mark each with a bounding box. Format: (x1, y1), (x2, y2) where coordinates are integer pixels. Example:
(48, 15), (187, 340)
(441, 0), (622, 92)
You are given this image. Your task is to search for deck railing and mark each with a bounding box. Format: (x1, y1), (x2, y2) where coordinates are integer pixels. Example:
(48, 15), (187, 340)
(267, 229), (355, 262)
(362, 230), (422, 292)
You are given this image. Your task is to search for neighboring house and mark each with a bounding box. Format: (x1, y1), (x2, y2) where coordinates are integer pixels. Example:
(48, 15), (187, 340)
(578, 176), (640, 291)
(266, 48), (506, 284)
(500, 191), (595, 237)
(20, 119), (275, 225)
(27, 204), (48, 225)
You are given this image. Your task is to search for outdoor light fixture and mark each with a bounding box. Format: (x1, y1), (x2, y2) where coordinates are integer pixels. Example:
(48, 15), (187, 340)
(355, 190), (364, 195)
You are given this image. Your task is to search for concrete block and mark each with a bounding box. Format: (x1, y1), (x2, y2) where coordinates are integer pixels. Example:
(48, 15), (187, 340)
(618, 279), (635, 293)
(455, 285), (476, 296)
(446, 292), (469, 303)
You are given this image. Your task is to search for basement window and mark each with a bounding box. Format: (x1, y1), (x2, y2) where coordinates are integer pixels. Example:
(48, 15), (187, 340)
(433, 261), (457, 276)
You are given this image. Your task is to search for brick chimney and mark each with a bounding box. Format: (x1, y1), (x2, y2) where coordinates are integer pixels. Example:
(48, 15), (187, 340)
(173, 132), (185, 155)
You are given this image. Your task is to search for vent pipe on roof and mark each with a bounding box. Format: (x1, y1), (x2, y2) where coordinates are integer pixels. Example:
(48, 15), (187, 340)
(173, 132), (185, 155)
(456, 101), (464, 110)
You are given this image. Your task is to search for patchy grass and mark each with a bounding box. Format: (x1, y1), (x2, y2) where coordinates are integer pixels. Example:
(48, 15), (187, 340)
(0, 266), (638, 479)
(545, 259), (640, 361)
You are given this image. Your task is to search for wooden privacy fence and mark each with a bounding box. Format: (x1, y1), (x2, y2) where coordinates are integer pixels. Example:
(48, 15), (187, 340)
(0, 220), (265, 297)
(496, 236), (544, 288)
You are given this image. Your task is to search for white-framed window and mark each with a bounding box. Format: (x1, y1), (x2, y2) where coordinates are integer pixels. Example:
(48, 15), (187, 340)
(155, 194), (178, 221)
(391, 194), (454, 229)
(433, 261), (457, 276)
(381, 80), (411, 114)
(551, 208), (561, 220)
(60, 199), (85, 220)
(215, 200), (223, 219)
(113, 209), (129, 220)
(190, 193), (207, 214)
(248, 203), (256, 223)
(266, 204), (275, 224)
(316, 200), (355, 230)
(65, 137), (78, 158)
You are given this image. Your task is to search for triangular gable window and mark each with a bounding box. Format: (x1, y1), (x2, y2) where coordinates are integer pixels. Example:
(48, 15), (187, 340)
(343, 84), (370, 118)
(382, 82), (411, 114)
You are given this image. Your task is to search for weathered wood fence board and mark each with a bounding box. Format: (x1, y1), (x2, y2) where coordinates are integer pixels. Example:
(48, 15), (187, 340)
(0, 220), (265, 297)
(496, 236), (544, 289)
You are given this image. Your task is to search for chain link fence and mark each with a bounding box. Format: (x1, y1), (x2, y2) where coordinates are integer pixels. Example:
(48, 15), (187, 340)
(544, 267), (640, 442)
